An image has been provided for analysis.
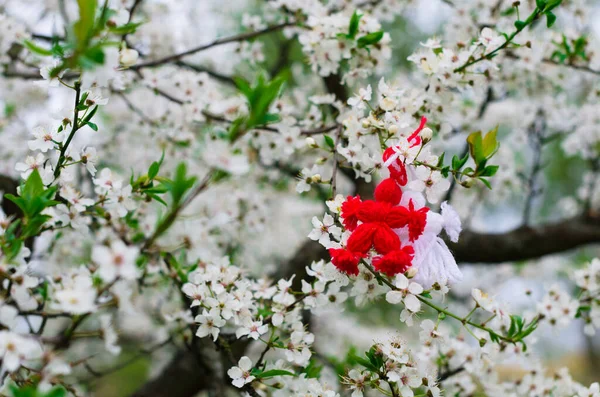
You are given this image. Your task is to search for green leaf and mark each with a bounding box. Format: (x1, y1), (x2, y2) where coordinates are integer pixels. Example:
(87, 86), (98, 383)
(357, 31), (384, 48)
(488, 331), (500, 343)
(323, 135), (335, 149)
(451, 155), (460, 170)
(478, 177), (492, 189)
(148, 162), (160, 180)
(479, 165), (499, 177)
(81, 105), (99, 125)
(467, 131), (485, 165)
(234, 77), (253, 99)
(545, 11), (557, 27)
(576, 305), (591, 318)
(440, 166), (450, 178)
(237, 73), (286, 131)
(87, 122), (98, 131)
(255, 369), (295, 379)
(436, 152), (445, 168)
(23, 40), (53, 56)
(536, 0), (547, 8)
(43, 386), (67, 397)
(481, 127), (500, 159)
(165, 163), (197, 205)
(303, 359), (323, 379)
(350, 353), (376, 371)
(109, 22), (143, 35)
(74, 0), (98, 47)
(51, 41), (65, 58)
(22, 169), (45, 199)
(501, 7), (517, 16)
(347, 11), (362, 39)
(543, 0), (563, 12)
(79, 45), (105, 69)
(507, 316), (517, 337)
(79, 91), (90, 107)
(514, 20), (527, 30)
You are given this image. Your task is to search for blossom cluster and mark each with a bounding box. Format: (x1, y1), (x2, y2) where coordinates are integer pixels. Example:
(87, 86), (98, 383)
(0, 0), (598, 396)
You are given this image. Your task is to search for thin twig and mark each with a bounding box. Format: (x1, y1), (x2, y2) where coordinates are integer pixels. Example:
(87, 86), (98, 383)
(175, 61), (236, 86)
(54, 80), (82, 179)
(83, 337), (173, 379)
(444, 86), (494, 203)
(438, 366), (464, 382)
(523, 110), (545, 225)
(453, 8), (542, 73)
(330, 124), (343, 198)
(143, 171), (214, 251)
(131, 22), (294, 70)
(117, 92), (158, 126)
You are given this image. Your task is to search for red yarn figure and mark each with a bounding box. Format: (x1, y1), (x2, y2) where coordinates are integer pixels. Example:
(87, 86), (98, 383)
(329, 117), (430, 276)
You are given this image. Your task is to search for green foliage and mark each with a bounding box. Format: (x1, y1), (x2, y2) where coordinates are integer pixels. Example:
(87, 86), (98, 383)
(252, 369), (296, 379)
(466, 127), (501, 189)
(545, 11), (557, 27)
(168, 163), (197, 205)
(323, 134), (335, 149)
(108, 22), (143, 35)
(73, 0), (98, 48)
(349, 345), (385, 373)
(233, 74), (286, 139)
(130, 152), (169, 206)
(435, 127), (501, 190)
(23, 40), (53, 56)
(22, 0), (142, 77)
(357, 31), (384, 48)
(9, 384), (66, 397)
(5, 170), (60, 240)
(347, 11), (362, 40)
(514, 20), (527, 31)
(505, 315), (539, 351)
(535, 0), (562, 28)
(551, 34), (588, 64)
(303, 359), (323, 379)
(165, 253), (189, 283)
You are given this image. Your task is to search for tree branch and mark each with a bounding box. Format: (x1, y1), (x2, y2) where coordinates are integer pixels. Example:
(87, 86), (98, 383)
(447, 215), (600, 263)
(131, 22), (293, 70)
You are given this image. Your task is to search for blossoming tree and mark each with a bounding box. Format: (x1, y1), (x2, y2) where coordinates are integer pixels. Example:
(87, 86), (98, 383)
(1, 0), (600, 396)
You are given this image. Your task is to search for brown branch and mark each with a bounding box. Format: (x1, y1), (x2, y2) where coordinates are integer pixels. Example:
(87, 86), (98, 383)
(447, 215), (600, 263)
(175, 61), (236, 86)
(131, 22), (294, 70)
(2, 69), (41, 79)
(322, 74), (348, 103)
(438, 366), (464, 382)
(129, 349), (214, 397)
(505, 52), (600, 76)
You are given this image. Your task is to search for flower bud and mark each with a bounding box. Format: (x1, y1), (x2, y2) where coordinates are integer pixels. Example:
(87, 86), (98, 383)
(388, 124), (399, 135)
(462, 177), (475, 188)
(305, 137), (318, 148)
(406, 267), (418, 278)
(420, 127), (433, 143)
(119, 48), (139, 68)
(311, 174), (322, 183)
(380, 97), (396, 112)
(361, 119), (370, 128)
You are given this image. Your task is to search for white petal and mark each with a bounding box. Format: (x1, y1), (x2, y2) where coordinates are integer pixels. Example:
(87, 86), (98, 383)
(404, 294), (421, 313)
(386, 291), (403, 304)
(239, 356), (253, 371)
(228, 367), (243, 380)
(408, 282), (423, 295)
